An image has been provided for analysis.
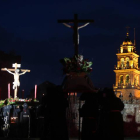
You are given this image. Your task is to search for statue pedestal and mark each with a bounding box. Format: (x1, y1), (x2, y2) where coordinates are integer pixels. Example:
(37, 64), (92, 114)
(66, 72), (87, 77)
(62, 72), (95, 93)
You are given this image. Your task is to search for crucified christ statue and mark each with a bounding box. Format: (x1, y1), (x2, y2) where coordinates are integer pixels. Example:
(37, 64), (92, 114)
(58, 14), (94, 57)
(4, 68), (27, 89)
(63, 22), (89, 45)
(1, 63), (30, 98)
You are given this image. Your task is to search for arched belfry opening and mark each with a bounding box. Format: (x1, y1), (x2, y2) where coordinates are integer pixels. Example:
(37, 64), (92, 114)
(125, 75), (130, 85)
(119, 75), (124, 85)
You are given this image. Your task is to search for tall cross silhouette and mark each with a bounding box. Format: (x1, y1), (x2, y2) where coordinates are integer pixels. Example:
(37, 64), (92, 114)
(58, 14), (94, 57)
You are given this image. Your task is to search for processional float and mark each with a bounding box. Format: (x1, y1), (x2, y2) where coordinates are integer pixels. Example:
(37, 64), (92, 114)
(0, 63), (40, 138)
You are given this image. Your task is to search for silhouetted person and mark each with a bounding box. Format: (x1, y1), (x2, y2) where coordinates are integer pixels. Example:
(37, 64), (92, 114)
(42, 85), (69, 140)
(80, 92), (98, 140)
(19, 103), (30, 138)
(98, 88), (124, 140)
(0, 108), (4, 137)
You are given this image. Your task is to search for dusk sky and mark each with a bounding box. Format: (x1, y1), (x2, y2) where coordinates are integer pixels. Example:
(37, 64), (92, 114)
(0, 0), (140, 96)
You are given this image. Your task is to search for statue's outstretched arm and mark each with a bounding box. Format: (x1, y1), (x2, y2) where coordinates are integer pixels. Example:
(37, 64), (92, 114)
(4, 68), (14, 75)
(19, 70), (28, 75)
(78, 23), (90, 29)
(63, 23), (73, 28)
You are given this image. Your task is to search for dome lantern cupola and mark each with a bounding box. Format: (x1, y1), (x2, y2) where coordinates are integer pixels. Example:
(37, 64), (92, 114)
(120, 28), (134, 53)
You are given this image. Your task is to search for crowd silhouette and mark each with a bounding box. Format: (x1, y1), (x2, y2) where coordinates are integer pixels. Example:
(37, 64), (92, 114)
(97, 88), (124, 140)
(80, 88), (124, 140)
(40, 85), (69, 140)
(38, 86), (124, 140)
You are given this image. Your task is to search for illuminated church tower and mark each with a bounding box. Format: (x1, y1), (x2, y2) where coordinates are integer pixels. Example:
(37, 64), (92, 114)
(114, 29), (140, 100)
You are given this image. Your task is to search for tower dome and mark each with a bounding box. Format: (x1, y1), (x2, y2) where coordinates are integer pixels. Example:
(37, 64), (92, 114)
(120, 31), (134, 53)
(123, 31), (133, 44)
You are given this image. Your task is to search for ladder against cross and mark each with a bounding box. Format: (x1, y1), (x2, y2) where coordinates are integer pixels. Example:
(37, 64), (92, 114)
(1, 63), (30, 72)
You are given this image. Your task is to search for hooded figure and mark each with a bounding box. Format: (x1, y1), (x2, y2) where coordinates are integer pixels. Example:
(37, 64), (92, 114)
(80, 92), (98, 140)
(97, 88), (124, 140)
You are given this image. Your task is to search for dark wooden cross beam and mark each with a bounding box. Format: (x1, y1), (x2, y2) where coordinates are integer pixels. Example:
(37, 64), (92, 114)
(58, 14), (94, 56)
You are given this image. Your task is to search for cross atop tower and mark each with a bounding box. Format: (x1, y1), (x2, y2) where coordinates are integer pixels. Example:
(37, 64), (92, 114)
(58, 14), (94, 57)
(126, 26), (130, 37)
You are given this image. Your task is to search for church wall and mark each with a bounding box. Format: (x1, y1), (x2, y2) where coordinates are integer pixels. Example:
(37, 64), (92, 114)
(115, 88), (140, 100)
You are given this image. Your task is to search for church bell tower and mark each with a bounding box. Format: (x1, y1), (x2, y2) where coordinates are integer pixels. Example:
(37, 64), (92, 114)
(114, 29), (140, 100)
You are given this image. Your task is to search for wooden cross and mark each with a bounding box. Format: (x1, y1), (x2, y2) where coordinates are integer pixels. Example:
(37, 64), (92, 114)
(1, 63), (30, 72)
(58, 14), (94, 57)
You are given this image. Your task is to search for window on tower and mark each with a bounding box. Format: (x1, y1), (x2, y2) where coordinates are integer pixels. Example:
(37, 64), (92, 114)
(119, 75), (123, 85)
(134, 75), (139, 86)
(126, 57), (129, 68)
(126, 75), (130, 84)
(128, 47), (132, 53)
